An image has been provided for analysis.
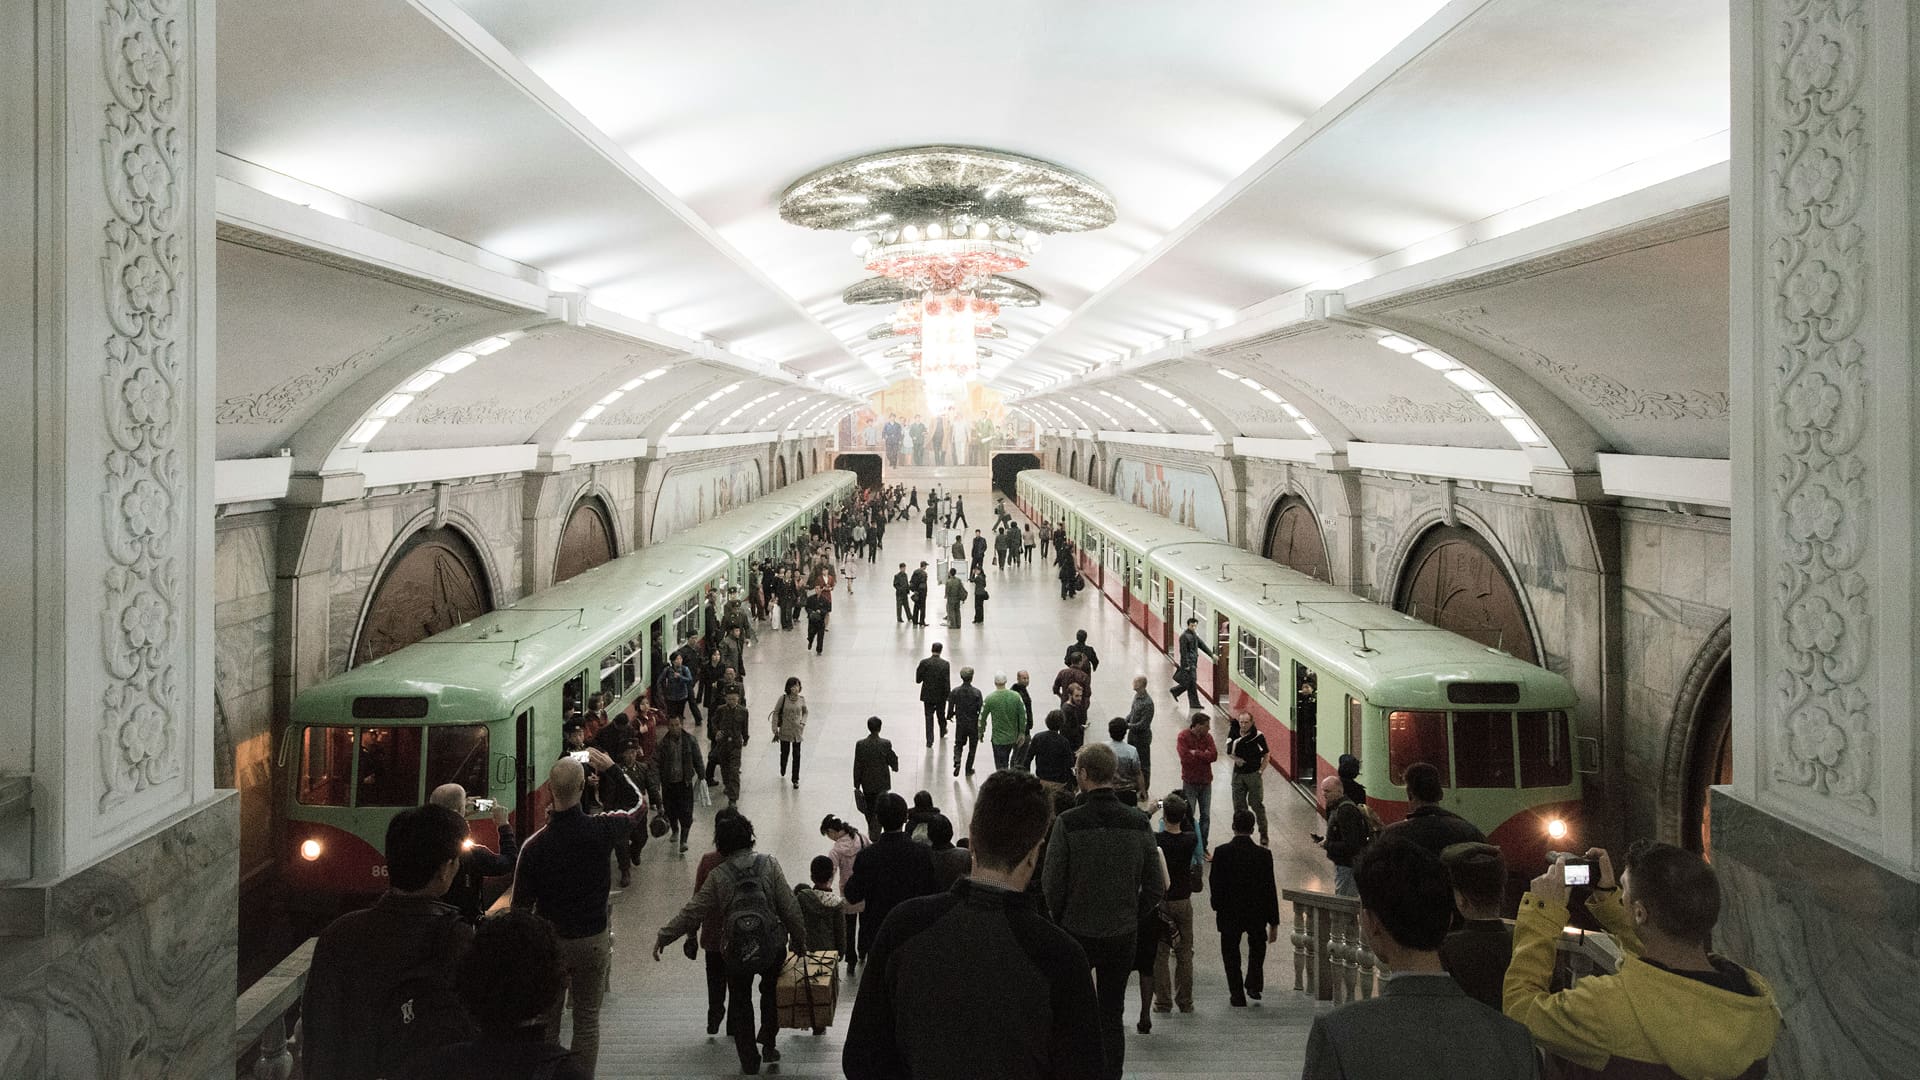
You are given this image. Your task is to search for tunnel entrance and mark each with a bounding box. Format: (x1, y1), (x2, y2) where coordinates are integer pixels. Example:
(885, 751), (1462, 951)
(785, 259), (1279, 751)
(992, 452), (1039, 495)
(836, 453), (882, 488)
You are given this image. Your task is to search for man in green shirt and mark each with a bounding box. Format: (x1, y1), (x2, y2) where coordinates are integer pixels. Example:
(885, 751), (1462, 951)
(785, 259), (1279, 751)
(982, 672), (1030, 771)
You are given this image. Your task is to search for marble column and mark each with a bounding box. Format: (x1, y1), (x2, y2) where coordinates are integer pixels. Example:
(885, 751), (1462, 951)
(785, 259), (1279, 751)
(1727, 0), (1920, 1073)
(0, 1), (235, 1077)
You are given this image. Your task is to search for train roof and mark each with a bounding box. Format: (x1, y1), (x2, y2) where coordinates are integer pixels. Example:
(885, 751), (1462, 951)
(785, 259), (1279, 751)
(1021, 469), (1576, 709)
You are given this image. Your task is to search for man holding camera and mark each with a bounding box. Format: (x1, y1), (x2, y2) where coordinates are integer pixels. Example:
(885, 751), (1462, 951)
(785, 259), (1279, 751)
(1504, 843), (1779, 1079)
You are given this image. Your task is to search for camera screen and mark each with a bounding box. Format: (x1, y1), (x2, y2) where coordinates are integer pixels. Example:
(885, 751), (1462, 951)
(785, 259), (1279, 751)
(1564, 862), (1591, 886)
(569, 749), (592, 763)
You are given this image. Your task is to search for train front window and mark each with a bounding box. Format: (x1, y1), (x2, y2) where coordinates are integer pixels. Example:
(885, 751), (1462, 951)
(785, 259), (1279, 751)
(297, 726), (355, 806)
(1388, 710), (1450, 787)
(1518, 710), (1573, 787)
(1452, 711), (1516, 788)
(356, 726), (423, 807)
(426, 725), (489, 798)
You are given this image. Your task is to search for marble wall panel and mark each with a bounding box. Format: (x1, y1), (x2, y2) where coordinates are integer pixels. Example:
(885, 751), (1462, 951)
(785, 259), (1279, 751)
(0, 794), (238, 1080)
(214, 516), (280, 882)
(1712, 787), (1920, 1079)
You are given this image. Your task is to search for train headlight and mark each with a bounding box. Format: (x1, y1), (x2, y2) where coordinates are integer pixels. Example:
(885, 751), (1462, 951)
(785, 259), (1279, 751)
(299, 838), (323, 861)
(1546, 818), (1569, 842)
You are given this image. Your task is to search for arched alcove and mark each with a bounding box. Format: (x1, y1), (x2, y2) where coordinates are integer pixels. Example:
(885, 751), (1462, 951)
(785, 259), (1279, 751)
(553, 495), (616, 584)
(1263, 494), (1330, 582)
(1393, 523), (1539, 665)
(351, 526), (495, 667)
(1668, 625), (1734, 857)
(1086, 453), (1101, 488)
(776, 455), (789, 488)
(1068, 448), (1080, 480)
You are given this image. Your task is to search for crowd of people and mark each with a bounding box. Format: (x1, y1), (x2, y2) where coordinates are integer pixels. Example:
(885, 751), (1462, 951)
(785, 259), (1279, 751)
(298, 483), (1780, 1080)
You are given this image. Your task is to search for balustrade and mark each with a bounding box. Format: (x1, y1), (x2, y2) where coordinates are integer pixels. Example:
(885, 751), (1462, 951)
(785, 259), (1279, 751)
(234, 939), (314, 1080)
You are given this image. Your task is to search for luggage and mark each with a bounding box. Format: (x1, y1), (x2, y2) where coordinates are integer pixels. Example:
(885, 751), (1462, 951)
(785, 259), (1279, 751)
(775, 951), (840, 1031)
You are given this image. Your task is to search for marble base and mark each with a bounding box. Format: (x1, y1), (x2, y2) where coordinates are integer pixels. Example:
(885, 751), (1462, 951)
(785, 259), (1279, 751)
(1710, 787), (1920, 1079)
(0, 792), (238, 1080)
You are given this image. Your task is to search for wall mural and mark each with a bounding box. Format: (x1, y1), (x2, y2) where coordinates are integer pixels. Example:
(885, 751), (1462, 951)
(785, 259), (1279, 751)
(1111, 458), (1229, 541)
(835, 378), (1036, 464)
(651, 459), (763, 542)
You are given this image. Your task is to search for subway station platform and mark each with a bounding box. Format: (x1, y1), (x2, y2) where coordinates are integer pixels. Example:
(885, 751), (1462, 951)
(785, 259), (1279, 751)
(581, 498), (1330, 1077)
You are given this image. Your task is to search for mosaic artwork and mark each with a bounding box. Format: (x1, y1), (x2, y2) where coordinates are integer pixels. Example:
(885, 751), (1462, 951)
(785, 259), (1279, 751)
(1111, 458), (1228, 540)
(836, 379), (1035, 464)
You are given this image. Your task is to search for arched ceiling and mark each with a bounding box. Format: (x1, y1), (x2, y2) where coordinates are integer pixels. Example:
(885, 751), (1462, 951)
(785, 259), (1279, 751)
(209, 0), (1734, 490)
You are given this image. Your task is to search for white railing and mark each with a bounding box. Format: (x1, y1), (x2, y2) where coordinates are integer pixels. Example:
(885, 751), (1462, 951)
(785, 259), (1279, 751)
(234, 938), (314, 1080)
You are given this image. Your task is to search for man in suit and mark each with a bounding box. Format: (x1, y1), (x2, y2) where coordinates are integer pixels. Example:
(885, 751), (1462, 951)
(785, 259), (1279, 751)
(852, 716), (899, 837)
(1301, 835), (1538, 1080)
(893, 562), (912, 624)
(1208, 809), (1280, 1007)
(915, 642), (952, 748)
(909, 561), (930, 626)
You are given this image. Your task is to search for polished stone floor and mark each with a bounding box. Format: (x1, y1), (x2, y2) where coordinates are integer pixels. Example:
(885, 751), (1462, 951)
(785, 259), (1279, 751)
(584, 488), (1332, 1077)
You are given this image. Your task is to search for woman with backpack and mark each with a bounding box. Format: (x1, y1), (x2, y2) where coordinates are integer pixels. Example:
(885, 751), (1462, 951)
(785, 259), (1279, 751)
(820, 815), (870, 978)
(772, 677), (808, 789)
(656, 810), (808, 1075)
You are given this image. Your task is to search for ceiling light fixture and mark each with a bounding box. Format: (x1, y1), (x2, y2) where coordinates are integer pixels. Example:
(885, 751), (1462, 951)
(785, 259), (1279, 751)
(1444, 369), (1491, 393)
(1411, 349), (1456, 371)
(1376, 335), (1420, 355)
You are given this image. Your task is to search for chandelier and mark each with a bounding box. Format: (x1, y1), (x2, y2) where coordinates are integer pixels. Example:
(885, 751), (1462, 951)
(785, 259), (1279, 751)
(780, 146), (1114, 398)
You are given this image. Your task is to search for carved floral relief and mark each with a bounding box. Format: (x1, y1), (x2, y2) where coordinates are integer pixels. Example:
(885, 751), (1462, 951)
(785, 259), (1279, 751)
(1763, 0), (1875, 814)
(100, 0), (188, 805)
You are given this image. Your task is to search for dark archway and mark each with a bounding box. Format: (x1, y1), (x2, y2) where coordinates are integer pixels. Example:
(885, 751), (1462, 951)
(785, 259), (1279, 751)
(776, 455), (788, 488)
(1053, 446), (1063, 471)
(352, 526), (494, 667)
(1393, 523), (1538, 665)
(1086, 453), (1101, 488)
(553, 496), (616, 584)
(993, 452), (1039, 496)
(1263, 495), (1330, 582)
(794, 453), (805, 479)
(1068, 449), (1079, 481)
(836, 453), (882, 489)
(811, 447), (820, 473)
(1682, 652), (1733, 857)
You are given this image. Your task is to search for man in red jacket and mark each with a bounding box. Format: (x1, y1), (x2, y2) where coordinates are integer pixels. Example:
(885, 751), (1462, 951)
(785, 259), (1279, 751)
(1176, 712), (1218, 862)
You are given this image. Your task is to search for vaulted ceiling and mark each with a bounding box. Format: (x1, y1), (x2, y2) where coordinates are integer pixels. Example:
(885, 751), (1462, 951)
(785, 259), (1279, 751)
(210, 0), (1734, 472)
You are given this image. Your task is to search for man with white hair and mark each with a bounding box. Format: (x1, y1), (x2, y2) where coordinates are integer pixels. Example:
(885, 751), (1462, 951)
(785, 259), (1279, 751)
(512, 749), (639, 1077)
(428, 782), (517, 924)
(982, 672), (1029, 770)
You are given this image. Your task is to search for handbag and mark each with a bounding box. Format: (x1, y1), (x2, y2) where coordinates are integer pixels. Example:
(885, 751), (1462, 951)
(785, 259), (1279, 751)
(1188, 861), (1204, 894)
(1155, 904), (1183, 949)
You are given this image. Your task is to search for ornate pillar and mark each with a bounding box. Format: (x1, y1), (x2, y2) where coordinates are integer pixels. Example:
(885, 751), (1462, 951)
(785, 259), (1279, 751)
(1725, 0), (1920, 1072)
(0, 1), (234, 1076)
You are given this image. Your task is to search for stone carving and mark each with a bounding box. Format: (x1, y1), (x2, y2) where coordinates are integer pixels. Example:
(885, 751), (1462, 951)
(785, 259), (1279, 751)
(99, 0), (189, 806)
(405, 389), (580, 427)
(1763, 0), (1874, 814)
(1284, 376), (1482, 426)
(213, 304), (465, 424)
(1430, 306), (1731, 421)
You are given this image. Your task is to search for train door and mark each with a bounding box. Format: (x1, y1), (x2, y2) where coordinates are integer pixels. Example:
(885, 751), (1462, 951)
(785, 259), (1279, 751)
(513, 707), (537, 836)
(1161, 578), (1176, 653)
(1213, 612), (1231, 702)
(1293, 662), (1319, 781)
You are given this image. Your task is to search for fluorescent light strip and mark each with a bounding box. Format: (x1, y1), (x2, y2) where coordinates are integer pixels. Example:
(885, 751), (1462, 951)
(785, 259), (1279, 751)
(561, 366), (673, 443)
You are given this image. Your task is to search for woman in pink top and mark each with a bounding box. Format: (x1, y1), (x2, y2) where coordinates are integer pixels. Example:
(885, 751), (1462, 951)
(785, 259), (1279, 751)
(820, 814), (870, 975)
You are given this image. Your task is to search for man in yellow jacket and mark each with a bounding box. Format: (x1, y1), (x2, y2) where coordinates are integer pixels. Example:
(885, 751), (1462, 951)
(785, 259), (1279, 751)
(1504, 841), (1779, 1079)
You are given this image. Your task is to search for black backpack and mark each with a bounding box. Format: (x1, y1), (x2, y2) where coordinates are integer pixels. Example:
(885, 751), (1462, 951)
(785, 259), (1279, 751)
(723, 855), (788, 974)
(371, 914), (474, 1074)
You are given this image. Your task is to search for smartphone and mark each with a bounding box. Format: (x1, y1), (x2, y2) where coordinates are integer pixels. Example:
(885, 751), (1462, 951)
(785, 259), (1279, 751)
(568, 749), (592, 764)
(468, 797), (495, 814)
(1562, 859), (1592, 886)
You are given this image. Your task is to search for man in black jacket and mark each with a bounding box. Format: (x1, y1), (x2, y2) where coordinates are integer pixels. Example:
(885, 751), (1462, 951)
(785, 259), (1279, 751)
(1209, 809), (1281, 1007)
(1171, 617), (1213, 709)
(304, 805), (475, 1080)
(893, 562), (912, 623)
(844, 771), (1101, 1080)
(909, 561), (930, 626)
(915, 642), (953, 748)
(844, 793), (940, 958)
(852, 716), (899, 835)
(1385, 762), (1487, 854)
(1064, 629), (1100, 672)
(950, 666), (986, 777)
(428, 783), (517, 924)
(513, 751), (640, 1077)
(1043, 744), (1165, 1080)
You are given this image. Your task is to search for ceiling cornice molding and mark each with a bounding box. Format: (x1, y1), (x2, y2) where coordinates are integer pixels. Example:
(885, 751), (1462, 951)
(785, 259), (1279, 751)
(1357, 197), (1730, 315)
(216, 222), (528, 313)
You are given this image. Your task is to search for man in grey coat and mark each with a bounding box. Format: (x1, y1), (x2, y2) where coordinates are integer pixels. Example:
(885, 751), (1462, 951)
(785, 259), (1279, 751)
(1043, 744), (1166, 1080)
(1300, 835), (1538, 1080)
(1124, 674), (1155, 799)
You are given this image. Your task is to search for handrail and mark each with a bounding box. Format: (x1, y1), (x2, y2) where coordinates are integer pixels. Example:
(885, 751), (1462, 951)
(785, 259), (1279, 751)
(1283, 887), (1385, 1002)
(235, 937), (315, 1080)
